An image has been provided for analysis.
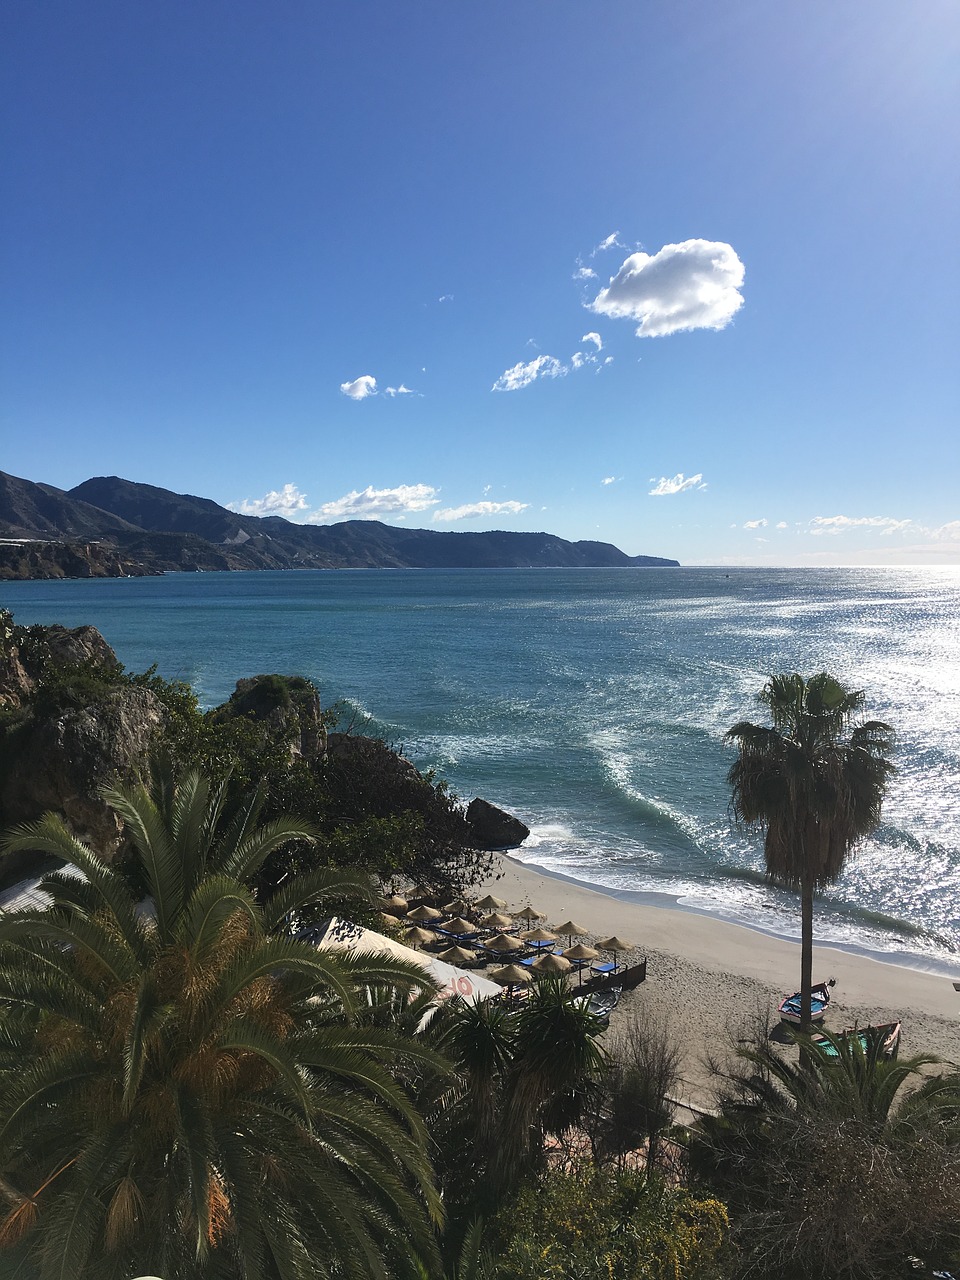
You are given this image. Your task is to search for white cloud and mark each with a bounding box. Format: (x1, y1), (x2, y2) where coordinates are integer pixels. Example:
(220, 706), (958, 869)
(589, 239), (745, 338)
(308, 484), (440, 523)
(808, 515), (913, 537)
(433, 500), (529, 522)
(574, 265), (597, 280)
(931, 520), (960, 541)
(593, 231), (625, 255)
(228, 483), (310, 519)
(743, 518), (768, 529)
(648, 473), (707, 496)
(492, 355), (567, 392)
(601, 476), (618, 486)
(581, 331), (602, 351)
(340, 375), (377, 400)
(438, 294), (453, 302)
(776, 521), (788, 529)
(383, 384), (418, 397)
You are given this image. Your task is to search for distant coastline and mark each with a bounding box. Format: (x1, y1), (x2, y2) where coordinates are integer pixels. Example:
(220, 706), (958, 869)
(0, 469), (679, 579)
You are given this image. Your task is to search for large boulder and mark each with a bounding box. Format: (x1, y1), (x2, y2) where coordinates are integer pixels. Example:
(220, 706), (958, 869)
(1, 685), (167, 861)
(465, 797), (530, 850)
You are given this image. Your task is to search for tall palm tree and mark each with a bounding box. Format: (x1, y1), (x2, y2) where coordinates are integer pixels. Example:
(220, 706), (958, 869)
(0, 770), (446, 1280)
(726, 673), (894, 1027)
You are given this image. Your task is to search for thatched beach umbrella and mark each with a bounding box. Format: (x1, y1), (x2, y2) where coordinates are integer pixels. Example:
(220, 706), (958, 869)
(562, 942), (599, 985)
(480, 911), (514, 930)
(402, 926), (434, 949)
(379, 894), (408, 912)
(490, 964), (533, 987)
(521, 926), (557, 943)
(442, 899), (468, 916)
(380, 913), (402, 929)
(563, 943), (600, 961)
(486, 933), (523, 953)
(439, 945), (477, 966)
(532, 952), (571, 975)
(597, 935), (632, 956)
(445, 917), (477, 936)
(555, 919), (589, 946)
(476, 894), (507, 911)
(406, 905), (441, 923)
(513, 905), (543, 922)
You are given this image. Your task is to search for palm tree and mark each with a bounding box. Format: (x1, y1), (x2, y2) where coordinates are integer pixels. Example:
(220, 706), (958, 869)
(434, 977), (605, 1227)
(0, 769), (446, 1280)
(726, 673), (894, 1026)
(692, 1031), (960, 1278)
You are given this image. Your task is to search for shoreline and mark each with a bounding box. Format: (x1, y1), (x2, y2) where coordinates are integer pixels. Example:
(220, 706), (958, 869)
(509, 853), (960, 979)
(480, 852), (960, 1112)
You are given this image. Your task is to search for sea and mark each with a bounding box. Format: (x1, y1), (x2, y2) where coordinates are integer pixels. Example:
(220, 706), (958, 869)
(3, 565), (959, 975)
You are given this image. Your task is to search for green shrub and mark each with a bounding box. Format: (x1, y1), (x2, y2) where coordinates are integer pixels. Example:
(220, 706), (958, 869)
(495, 1169), (731, 1280)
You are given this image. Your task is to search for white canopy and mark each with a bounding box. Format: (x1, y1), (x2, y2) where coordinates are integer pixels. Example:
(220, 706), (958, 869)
(314, 917), (500, 1006)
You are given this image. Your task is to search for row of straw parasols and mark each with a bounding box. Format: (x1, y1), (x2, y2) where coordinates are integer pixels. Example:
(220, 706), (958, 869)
(378, 890), (633, 984)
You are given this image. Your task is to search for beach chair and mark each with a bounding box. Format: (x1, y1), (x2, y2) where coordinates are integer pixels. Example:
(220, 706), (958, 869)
(590, 960), (618, 976)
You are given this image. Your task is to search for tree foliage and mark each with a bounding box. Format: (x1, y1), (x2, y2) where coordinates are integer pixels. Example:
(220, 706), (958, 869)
(0, 770), (446, 1280)
(690, 1030), (960, 1279)
(726, 672), (895, 1024)
(494, 1168), (731, 1280)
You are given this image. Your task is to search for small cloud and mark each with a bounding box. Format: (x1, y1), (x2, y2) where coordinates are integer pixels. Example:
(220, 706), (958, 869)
(438, 294), (453, 302)
(601, 476), (619, 486)
(340, 375), (377, 400)
(592, 231), (625, 255)
(776, 521), (788, 529)
(492, 354), (567, 392)
(308, 484), (440, 523)
(743, 518), (768, 529)
(581, 331), (602, 351)
(383, 384), (419, 397)
(931, 520), (960, 541)
(589, 238), (745, 338)
(574, 265), (597, 280)
(808, 515), (913, 537)
(228, 483), (310, 520)
(433, 500), (528, 522)
(648, 473), (707, 496)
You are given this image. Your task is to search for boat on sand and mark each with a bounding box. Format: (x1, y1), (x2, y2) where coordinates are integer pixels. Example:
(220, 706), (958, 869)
(778, 978), (836, 1024)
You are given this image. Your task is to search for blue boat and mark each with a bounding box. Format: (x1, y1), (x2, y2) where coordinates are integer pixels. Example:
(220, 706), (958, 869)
(778, 978), (835, 1024)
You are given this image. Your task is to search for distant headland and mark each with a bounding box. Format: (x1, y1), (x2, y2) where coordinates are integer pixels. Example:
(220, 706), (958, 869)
(0, 470), (679, 580)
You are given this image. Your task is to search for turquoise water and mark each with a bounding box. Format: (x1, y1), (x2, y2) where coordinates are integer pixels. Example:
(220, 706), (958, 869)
(3, 566), (960, 969)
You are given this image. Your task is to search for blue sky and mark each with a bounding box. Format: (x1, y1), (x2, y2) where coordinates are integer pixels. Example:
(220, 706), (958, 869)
(2, 1), (958, 565)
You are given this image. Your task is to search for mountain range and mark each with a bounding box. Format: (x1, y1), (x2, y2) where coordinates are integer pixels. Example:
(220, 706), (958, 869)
(0, 470), (679, 578)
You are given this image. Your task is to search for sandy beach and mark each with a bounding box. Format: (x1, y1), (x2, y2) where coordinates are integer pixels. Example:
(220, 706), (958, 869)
(480, 854), (960, 1113)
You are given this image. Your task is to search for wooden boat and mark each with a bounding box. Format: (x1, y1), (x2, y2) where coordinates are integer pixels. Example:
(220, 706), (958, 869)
(778, 978), (835, 1024)
(811, 1021), (901, 1061)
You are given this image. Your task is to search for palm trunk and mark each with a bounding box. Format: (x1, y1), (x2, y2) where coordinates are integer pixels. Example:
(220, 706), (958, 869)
(800, 876), (814, 1029)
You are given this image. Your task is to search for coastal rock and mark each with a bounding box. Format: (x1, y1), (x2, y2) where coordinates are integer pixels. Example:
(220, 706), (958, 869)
(1, 685), (167, 861)
(0, 617), (119, 710)
(465, 797), (530, 849)
(210, 675), (326, 761)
